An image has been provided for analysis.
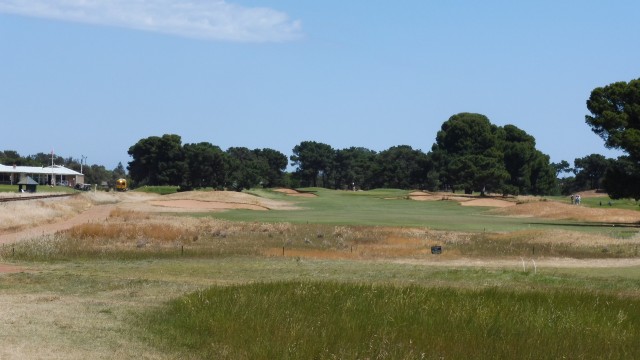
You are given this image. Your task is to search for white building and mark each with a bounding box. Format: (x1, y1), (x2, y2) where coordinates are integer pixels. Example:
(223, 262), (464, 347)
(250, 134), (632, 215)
(0, 164), (84, 187)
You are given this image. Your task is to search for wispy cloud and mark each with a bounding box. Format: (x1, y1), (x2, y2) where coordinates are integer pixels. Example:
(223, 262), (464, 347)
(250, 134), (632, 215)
(0, 0), (303, 42)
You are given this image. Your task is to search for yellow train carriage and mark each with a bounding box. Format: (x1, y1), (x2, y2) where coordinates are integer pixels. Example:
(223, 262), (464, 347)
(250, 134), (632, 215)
(115, 178), (128, 191)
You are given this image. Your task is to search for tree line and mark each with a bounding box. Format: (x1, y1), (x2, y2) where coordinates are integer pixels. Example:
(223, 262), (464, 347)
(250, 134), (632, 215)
(3, 78), (638, 199)
(125, 113), (558, 195)
(126, 135), (289, 191)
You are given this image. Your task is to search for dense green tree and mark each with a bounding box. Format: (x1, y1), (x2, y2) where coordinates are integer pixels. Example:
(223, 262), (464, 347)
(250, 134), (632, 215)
(573, 154), (611, 190)
(586, 78), (640, 199)
(586, 78), (640, 160)
(109, 162), (128, 187)
(112, 162), (127, 179)
(183, 142), (226, 189)
(25, 152), (65, 167)
(332, 147), (377, 190)
(602, 156), (640, 201)
(528, 152), (557, 195)
(0, 150), (22, 165)
(127, 134), (186, 186)
(431, 113), (509, 194)
(253, 148), (288, 188)
(83, 164), (111, 186)
(551, 160), (572, 177)
(500, 125), (556, 195)
(430, 114), (555, 195)
(225, 147), (266, 191)
(373, 145), (430, 189)
(290, 141), (335, 187)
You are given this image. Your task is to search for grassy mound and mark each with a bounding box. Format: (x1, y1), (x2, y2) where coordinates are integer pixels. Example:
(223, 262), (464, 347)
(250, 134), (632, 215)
(141, 281), (640, 359)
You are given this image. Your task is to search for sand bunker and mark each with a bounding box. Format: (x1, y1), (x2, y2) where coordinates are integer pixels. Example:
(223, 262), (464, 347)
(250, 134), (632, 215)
(409, 192), (469, 202)
(115, 190), (300, 213)
(460, 198), (515, 207)
(273, 188), (317, 198)
(409, 191), (515, 207)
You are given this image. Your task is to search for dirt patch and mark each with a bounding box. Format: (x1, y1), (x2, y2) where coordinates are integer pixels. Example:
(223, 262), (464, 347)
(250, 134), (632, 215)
(273, 188), (317, 198)
(460, 198), (515, 208)
(149, 199), (268, 211)
(114, 190), (299, 213)
(409, 192), (516, 208)
(409, 192), (470, 202)
(408, 191), (439, 201)
(576, 190), (609, 198)
(0, 264), (24, 273)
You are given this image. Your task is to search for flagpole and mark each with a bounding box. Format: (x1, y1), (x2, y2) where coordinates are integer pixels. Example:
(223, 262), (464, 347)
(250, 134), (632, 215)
(51, 148), (54, 186)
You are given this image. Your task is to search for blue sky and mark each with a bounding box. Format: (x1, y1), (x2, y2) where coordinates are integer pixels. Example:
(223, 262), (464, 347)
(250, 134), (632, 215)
(1, 1), (639, 170)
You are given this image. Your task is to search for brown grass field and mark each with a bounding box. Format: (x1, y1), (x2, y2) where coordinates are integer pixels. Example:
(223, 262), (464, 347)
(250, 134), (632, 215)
(1, 190), (639, 359)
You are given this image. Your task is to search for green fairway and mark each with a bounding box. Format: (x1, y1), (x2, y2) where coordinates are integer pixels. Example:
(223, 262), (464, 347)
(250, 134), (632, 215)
(201, 188), (639, 235)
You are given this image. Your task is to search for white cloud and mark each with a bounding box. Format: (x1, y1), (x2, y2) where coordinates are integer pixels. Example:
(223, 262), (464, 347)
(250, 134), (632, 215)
(0, 0), (303, 42)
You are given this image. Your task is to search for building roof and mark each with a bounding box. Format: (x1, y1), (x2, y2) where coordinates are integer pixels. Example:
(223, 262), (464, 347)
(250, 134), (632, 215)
(0, 164), (83, 176)
(17, 176), (39, 185)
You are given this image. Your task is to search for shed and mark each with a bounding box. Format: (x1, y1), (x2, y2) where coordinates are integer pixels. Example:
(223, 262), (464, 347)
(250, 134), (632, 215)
(17, 176), (38, 193)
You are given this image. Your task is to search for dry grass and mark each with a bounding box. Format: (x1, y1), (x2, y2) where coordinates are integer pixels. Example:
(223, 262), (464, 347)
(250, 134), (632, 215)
(489, 201), (640, 223)
(0, 196), (92, 233)
(44, 216), (640, 262)
(0, 292), (165, 359)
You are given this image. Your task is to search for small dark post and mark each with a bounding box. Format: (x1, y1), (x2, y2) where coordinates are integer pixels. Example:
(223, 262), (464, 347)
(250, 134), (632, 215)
(532, 246), (535, 255)
(282, 246), (285, 256)
(181, 245), (184, 256)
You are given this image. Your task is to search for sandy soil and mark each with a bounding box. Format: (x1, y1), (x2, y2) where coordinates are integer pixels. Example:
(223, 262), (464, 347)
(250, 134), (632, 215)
(0, 264), (23, 273)
(273, 188), (317, 197)
(460, 198), (515, 207)
(409, 191), (516, 207)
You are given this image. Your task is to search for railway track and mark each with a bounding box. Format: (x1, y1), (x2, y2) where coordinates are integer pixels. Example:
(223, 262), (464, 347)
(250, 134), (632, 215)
(0, 193), (77, 203)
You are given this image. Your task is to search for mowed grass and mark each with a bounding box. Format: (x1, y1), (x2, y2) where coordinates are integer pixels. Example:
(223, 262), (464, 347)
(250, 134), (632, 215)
(0, 184), (76, 193)
(142, 281), (640, 360)
(207, 188), (639, 235)
(212, 188), (534, 231)
(132, 185), (179, 195)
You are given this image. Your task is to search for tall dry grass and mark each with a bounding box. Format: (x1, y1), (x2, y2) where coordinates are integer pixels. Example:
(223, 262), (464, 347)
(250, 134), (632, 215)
(6, 207), (639, 262)
(0, 195), (92, 233)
